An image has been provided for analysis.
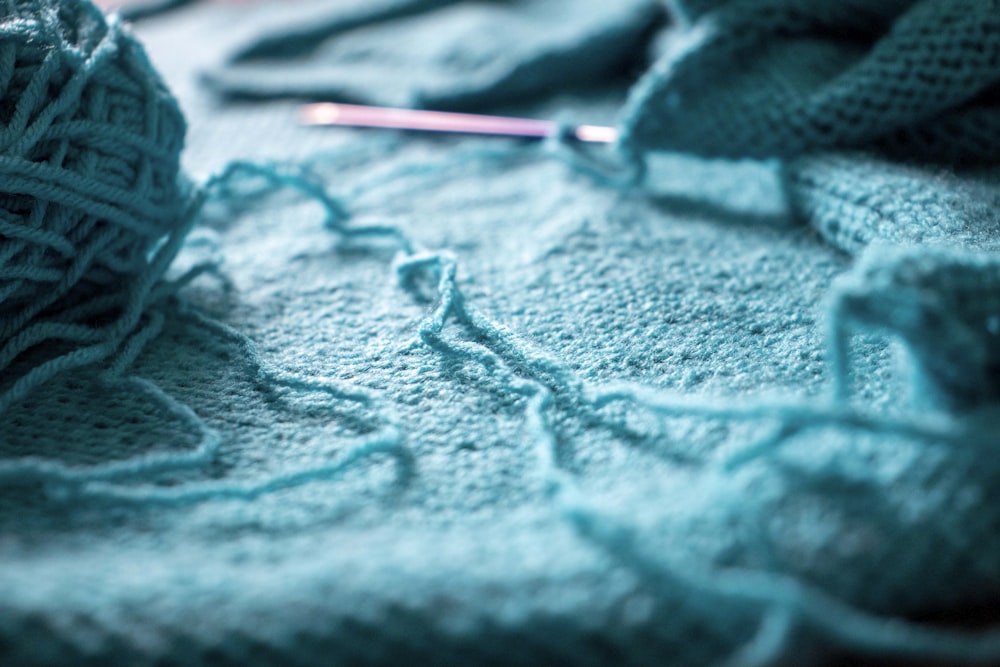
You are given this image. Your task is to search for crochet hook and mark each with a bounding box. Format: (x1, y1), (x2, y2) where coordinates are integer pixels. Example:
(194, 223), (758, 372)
(299, 103), (618, 144)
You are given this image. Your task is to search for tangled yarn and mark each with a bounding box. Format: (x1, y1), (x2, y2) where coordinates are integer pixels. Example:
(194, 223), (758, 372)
(6, 1), (1000, 664)
(0, 0), (188, 410)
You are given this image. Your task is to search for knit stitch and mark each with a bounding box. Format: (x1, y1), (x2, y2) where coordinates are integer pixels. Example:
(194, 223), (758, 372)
(4, 0), (1000, 665)
(619, 0), (1000, 164)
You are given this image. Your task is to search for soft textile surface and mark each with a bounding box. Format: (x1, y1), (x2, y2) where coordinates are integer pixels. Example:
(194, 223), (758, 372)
(620, 0), (1000, 163)
(200, 0), (662, 109)
(3, 1), (1000, 665)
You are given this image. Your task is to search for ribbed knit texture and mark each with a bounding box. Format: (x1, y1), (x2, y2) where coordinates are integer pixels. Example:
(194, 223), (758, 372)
(3, 1), (1000, 666)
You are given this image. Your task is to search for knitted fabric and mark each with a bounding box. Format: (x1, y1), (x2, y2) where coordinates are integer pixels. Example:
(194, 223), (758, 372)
(619, 0), (1000, 164)
(199, 0), (663, 110)
(784, 153), (1000, 254)
(116, 0), (194, 22)
(4, 1), (1000, 666)
(0, 0), (188, 412)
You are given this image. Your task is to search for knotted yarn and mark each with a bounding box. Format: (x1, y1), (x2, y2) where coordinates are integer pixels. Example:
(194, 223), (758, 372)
(0, 0), (188, 410)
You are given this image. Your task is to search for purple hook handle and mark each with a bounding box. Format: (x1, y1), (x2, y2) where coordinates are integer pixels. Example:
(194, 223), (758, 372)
(299, 103), (617, 144)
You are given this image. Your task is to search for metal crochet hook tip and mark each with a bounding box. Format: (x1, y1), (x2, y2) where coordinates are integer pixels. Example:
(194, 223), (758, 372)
(299, 102), (618, 144)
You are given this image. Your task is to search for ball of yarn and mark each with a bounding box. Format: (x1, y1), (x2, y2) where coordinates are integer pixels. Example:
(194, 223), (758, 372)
(0, 0), (187, 404)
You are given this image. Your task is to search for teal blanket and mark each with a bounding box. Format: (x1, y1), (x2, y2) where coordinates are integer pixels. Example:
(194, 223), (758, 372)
(3, 1), (1000, 665)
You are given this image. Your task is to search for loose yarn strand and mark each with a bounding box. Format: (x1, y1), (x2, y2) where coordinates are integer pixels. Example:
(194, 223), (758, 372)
(333, 146), (1000, 663)
(0, 149), (415, 506)
(3, 4), (999, 662)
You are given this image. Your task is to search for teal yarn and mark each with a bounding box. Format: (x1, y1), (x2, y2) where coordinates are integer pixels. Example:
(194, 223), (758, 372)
(782, 152), (1000, 408)
(6, 1), (1000, 664)
(828, 243), (1000, 410)
(618, 0), (1000, 163)
(783, 153), (1000, 255)
(0, 0), (188, 411)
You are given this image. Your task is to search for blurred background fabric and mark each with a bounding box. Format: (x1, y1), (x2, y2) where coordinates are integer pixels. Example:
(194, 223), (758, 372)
(4, 1), (1000, 665)
(201, 0), (662, 110)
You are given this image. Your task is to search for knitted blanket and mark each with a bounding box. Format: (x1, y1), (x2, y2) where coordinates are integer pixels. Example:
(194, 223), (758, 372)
(3, 1), (1000, 665)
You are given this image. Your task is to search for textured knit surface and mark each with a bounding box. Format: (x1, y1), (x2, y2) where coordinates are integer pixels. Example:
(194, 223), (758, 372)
(620, 0), (1000, 164)
(117, 0), (194, 21)
(3, 1), (1000, 666)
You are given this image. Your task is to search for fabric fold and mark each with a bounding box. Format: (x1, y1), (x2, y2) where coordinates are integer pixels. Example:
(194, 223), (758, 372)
(618, 0), (1000, 164)
(200, 0), (663, 110)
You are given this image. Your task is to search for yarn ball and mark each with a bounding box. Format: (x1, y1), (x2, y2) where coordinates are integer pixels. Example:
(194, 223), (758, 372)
(0, 0), (186, 402)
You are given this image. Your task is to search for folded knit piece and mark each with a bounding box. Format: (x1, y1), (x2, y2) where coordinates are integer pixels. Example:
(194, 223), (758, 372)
(129, 0), (192, 20)
(619, 0), (1000, 164)
(784, 153), (1000, 254)
(621, 0), (1000, 414)
(617, 12), (1000, 661)
(200, 0), (663, 109)
(0, 0), (190, 413)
